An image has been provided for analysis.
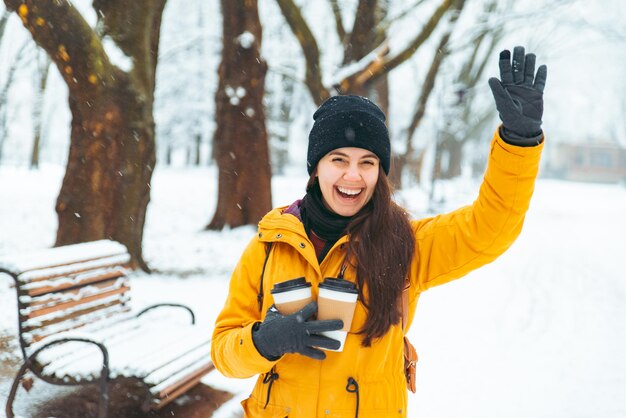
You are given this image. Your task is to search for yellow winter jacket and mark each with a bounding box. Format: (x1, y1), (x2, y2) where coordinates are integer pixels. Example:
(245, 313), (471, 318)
(211, 130), (543, 417)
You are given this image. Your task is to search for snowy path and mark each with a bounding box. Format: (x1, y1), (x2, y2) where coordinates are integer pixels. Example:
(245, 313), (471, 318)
(407, 180), (626, 417)
(1, 166), (625, 417)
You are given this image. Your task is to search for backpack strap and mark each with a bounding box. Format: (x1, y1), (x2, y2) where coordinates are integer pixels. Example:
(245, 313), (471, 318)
(401, 278), (410, 333)
(401, 277), (418, 393)
(257, 242), (274, 312)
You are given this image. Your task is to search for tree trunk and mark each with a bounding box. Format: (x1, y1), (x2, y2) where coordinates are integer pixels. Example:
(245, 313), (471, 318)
(275, 0), (329, 105)
(5, 0), (166, 271)
(0, 37), (30, 165)
(207, 0), (271, 230)
(31, 54), (49, 169)
(194, 133), (201, 166)
(441, 137), (463, 179)
(165, 143), (173, 166)
(389, 152), (405, 188)
(395, 0), (466, 188)
(342, 0), (378, 66)
(56, 74), (156, 271)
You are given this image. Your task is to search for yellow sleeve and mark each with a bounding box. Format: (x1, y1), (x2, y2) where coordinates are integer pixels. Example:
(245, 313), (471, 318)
(411, 128), (544, 292)
(211, 236), (279, 378)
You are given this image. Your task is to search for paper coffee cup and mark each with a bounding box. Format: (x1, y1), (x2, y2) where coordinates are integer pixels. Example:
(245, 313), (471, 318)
(271, 277), (312, 315)
(317, 278), (359, 352)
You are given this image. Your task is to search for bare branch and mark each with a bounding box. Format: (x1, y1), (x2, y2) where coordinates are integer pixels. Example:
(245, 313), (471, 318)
(468, 29), (501, 87)
(0, 39), (33, 104)
(0, 9), (10, 39)
(379, 0), (428, 31)
(341, 0), (458, 92)
(328, 0), (346, 43)
(93, 0), (167, 95)
(457, 1), (497, 85)
(274, 0), (329, 105)
(380, 0), (457, 77)
(559, 16), (626, 42)
(4, 0), (114, 100)
(333, 42), (390, 94)
(449, 0), (571, 47)
(0, 39), (36, 162)
(455, 0), (504, 88)
(344, 0), (377, 64)
(404, 0), (466, 156)
(404, 46), (445, 157)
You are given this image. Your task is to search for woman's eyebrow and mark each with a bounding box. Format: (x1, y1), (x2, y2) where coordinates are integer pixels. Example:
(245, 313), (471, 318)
(359, 153), (378, 160)
(328, 151), (378, 159)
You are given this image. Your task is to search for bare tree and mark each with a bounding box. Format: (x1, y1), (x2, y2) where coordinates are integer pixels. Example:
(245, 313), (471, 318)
(4, 0), (167, 271)
(0, 9), (14, 163)
(0, 39), (33, 164)
(155, 0), (216, 168)
(335, 0), (391, 113)
(436, 0), (505, 180)
(391, 0), (467, 186)
(30, 50), (50, 169)
(0, 7), (9, 38)
(276, 0), (459, 105)
(274, 0), (464, 189)
(207, 0), (271, 229)
(265, 62), (297, 175)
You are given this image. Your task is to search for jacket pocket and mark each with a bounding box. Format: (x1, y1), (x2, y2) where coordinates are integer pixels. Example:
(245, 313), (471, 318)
(241, 396), (290, 418)
(325, 408), (405, 418)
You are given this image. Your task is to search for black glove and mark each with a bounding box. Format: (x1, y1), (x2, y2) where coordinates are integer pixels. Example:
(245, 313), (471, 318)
(252, 301), (343, 361)
(488, 46), (547, 143)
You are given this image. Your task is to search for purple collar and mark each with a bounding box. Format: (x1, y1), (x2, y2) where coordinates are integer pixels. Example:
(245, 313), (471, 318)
(283, 199), (303, 221)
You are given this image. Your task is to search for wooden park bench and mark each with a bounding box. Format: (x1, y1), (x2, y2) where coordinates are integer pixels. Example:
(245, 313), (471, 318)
(0, 240), (215, 418)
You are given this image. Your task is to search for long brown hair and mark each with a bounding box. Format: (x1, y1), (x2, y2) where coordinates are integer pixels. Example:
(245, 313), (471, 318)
(307, 169), (415, 346)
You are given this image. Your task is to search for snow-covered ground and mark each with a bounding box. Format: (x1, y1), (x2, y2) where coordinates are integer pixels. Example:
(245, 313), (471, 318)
(1, 165), (625, 417)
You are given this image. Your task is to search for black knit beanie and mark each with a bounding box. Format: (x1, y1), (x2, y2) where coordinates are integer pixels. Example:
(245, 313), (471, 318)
(307, 95), (391, 175)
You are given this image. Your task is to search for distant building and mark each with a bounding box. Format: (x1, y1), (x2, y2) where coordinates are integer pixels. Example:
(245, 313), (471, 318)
(547, 142), (626, 183)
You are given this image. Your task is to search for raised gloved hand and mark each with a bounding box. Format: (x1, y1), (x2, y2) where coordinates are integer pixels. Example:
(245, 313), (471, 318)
(488, 46), (547, 143)
(252, 301), (343, 361)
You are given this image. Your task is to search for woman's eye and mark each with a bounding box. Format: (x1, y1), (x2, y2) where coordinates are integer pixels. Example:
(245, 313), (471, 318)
(332, 158), (346, 163)
(362, 160), (375, 166)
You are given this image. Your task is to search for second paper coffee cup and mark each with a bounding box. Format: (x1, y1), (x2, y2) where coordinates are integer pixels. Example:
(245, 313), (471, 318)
(271, 277), (312, 315)
(317, 278), (359, 352)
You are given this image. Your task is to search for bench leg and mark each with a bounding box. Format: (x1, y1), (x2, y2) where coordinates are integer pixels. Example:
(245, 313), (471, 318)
(5, 338), (110, 418)
(5, 359), (33, 418)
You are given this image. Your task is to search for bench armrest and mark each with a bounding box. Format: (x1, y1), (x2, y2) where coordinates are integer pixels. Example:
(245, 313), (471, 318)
(136, 303), (196, 324)
(6, 337), (110, 418)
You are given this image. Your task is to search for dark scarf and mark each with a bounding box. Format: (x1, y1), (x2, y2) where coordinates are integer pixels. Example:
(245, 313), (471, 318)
(300, 181), (354, 260)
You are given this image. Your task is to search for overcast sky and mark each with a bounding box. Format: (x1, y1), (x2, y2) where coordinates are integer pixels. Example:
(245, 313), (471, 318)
(1, 0), (624, 166)
(532, 0), (626, 143)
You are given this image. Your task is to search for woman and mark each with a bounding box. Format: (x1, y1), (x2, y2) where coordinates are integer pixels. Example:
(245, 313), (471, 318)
(211, 46), (547, 417)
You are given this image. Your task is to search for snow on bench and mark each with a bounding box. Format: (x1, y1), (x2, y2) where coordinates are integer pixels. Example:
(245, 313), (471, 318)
(0, 240), (129, 273)
(1, 240), (215, 417)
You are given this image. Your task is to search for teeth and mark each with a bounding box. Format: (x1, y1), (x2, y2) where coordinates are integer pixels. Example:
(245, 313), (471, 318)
(337, 187), (362, 196)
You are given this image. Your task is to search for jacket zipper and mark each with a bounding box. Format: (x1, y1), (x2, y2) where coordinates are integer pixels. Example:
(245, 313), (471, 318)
(346, 376), (360, 418)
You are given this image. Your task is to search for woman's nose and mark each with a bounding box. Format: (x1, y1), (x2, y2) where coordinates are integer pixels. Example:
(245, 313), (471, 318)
(343, 165), (361, 181)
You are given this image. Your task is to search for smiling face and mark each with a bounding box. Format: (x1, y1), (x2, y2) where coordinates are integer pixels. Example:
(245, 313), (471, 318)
(315, 147), (380, 217)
